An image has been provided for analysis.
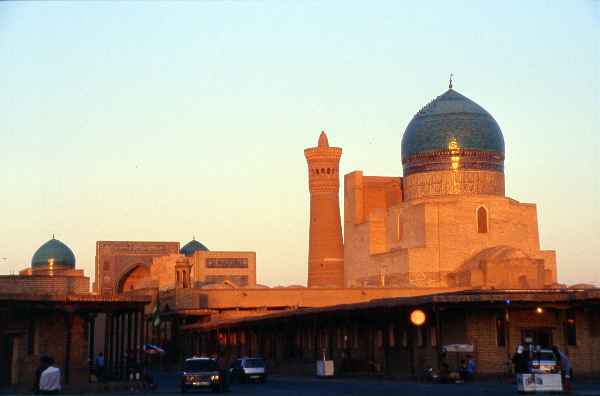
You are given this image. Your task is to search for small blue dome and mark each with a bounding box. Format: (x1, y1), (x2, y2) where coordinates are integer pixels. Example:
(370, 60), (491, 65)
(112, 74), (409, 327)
(180, 238), (209, 257)
(31, 237), (76, 269)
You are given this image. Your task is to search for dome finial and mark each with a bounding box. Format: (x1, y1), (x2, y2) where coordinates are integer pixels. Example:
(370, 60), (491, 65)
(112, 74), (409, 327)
(52, 233), (55, 239)
(192, 235), (196, 241)
(449, 73), (454, 89)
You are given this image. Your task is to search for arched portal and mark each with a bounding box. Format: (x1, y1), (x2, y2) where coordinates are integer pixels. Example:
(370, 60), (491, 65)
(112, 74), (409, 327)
(117, 265), (150, 293)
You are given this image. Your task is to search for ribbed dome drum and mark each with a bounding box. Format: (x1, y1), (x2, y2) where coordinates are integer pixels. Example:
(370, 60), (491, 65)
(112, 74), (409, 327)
(31, 237), (76, 269)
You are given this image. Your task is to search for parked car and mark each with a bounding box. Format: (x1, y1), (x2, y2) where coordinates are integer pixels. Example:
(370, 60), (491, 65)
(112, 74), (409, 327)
(180, 357), (222, 393)
(528, 348), (560, 374)
(230, 357), (267, 383)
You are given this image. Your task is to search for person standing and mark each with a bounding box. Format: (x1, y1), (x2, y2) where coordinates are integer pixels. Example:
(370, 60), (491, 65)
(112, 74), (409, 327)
(95, 352), (105, 382)
(466, 355), (476, 380)
(512, 345), (529, 374)
(39, 357), (61, 395)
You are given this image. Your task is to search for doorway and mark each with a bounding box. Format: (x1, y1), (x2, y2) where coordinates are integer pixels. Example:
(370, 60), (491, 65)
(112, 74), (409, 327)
(0, 335), (13, 386)
(521, 328), (553, 348)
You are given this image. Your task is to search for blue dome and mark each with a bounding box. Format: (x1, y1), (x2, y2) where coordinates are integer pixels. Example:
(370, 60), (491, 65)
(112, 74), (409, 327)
(401, 89), (505, 176)
(180, 238), (209, 257)
(31, 237), (76, 269)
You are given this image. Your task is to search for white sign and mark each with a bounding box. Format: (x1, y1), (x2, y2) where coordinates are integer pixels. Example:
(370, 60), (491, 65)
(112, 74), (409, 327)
(517, 373), (562, 392)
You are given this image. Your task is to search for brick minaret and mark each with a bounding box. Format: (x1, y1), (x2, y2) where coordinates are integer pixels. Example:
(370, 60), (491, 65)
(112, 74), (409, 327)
(304, 131), (344, 288)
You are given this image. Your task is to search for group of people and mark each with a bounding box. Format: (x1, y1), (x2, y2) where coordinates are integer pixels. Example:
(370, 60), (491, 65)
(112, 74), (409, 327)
(437, 354), (476, 383)
(34, 356), (61, 395)
(512, 344), (572, 393)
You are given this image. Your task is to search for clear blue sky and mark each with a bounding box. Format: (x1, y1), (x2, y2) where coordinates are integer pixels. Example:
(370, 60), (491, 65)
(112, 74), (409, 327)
(0, 1), (598, 286)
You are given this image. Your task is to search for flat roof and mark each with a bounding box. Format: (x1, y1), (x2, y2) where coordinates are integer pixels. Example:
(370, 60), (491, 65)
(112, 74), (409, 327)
(182, 288), (600, 332)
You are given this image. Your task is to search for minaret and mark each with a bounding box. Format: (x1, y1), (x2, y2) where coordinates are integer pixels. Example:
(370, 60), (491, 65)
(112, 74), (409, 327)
(304, 131), (344, 288)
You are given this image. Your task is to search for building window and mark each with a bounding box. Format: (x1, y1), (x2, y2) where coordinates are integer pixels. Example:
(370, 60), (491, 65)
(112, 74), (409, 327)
(566, 310), (577, 346)
(206, 258), (249, 268)
(401, 329), (408, 348)
(496, 313), (506, 346)
(28, 319), (35, 355)
(430, 326), (437, 347)
(388, 325), (396, 348)
(477, 206), (488, 233)
(205, 275), (248, 286)
(417, 326), (426, 347)
(375, 329), (383, 348)
(396, 215), (403, 241)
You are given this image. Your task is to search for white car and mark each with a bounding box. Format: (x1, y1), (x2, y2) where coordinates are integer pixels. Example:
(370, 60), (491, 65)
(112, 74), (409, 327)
(230, 357), (267, 383)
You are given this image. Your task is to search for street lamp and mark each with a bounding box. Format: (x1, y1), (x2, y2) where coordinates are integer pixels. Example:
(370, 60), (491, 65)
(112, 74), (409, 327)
(410, 309), (427, 326)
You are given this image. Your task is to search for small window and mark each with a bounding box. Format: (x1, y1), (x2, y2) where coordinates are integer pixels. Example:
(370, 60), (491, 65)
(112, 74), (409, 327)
(396, 214), (403, 241)
(375, 329), (383, 348)
(327, 168), (331, 174)
(566, 310), (577, 346)
(388, 325), (396, 348)
(430, 326), (437, 347)
(477, 206), (488, 233)
(401, 330), (408, 348)
(496, 314), (506, 346)
(417, 326), (426, 347)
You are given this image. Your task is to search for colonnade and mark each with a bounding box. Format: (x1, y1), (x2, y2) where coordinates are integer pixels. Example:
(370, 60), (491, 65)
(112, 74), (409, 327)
(104, 310), (146, 379)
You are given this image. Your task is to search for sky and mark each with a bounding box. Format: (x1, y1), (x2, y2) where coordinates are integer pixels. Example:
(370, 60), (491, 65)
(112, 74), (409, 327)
(0, 1), (598, 287)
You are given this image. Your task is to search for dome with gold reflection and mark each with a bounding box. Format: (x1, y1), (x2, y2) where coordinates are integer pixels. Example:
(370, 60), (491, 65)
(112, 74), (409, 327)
(401, 88), (505, 176)
(31, 237), (76, 270)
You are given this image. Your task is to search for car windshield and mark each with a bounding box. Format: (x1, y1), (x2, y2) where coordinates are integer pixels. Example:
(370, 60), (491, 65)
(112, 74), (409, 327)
(184, 359), (218, 372)
(532, 351), (556, 362)
(244, 358), (265, 368)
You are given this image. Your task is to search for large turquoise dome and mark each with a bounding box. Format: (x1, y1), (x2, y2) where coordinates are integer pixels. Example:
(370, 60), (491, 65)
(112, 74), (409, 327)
(31, 237), (76, 269)
(401, 88), (505, 176)
(180, 238), (209, 257)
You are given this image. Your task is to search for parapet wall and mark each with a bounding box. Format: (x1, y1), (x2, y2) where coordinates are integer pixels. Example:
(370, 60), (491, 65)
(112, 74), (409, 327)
(0, 275), (90, 294)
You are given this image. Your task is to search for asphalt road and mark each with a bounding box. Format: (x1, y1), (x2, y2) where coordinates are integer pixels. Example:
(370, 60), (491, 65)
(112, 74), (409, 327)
(150, 375), (600, 396)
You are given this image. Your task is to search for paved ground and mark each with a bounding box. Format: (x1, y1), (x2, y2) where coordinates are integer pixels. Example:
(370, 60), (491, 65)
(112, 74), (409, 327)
(3, 375), (600, 395)
(150, 374), (600, 396)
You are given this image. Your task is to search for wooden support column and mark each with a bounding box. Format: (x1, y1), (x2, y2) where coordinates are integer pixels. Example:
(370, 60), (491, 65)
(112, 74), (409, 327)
(105, 313), (112, 374)
(117, 313), (124, 379)
(408, 312), (415, 378)
(383, 315), (390, 376)
(435, 306), (442, 371)
(64, 312), (73, 385)
(127, 312), (133, 358)
(133, 311), (139, 362)
(313, 318), (318, 361)
(88, 314), (96, 381)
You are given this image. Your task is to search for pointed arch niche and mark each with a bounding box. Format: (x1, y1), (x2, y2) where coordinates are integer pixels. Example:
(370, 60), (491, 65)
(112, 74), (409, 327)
(477, 206), (489, 234)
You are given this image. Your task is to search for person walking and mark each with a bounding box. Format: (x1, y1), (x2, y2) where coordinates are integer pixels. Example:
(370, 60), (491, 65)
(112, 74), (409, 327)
(552, 346), (572, 394)
(216, 352), (230, 392)
(39, 357), (61, 395)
